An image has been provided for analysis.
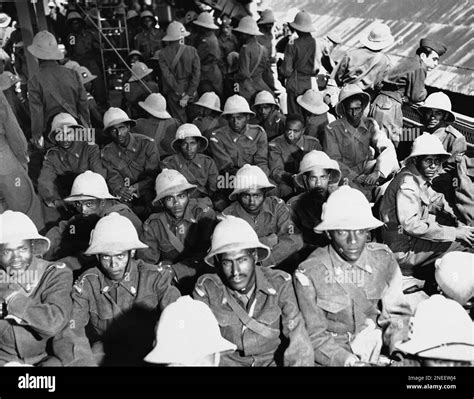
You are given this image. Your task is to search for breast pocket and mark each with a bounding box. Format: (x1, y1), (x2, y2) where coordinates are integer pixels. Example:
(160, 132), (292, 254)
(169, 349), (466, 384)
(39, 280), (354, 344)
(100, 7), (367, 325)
(317, 294), (351, 322)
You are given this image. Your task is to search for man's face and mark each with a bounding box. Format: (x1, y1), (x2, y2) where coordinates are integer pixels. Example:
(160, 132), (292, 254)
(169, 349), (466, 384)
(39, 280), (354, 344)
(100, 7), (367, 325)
(256, 104), (273, 121)
(344, 98), (363, 127)
(304, 168), (330, 197)
(239, 188), (265, 215)
(57, 138), (74, 150)
(285, 120), (304, 145)
(219, 249), (257, 293)
(129, 55), (141, 65)
(421, 108), (446, 130)
(329, 229), (368, 264)
(143, 17), (154, 29)
(420, 50), (440, 72)
(0, 239), (33, 271)
(228, 113), (249, 133)
(416, 155), (442, 180)
(180, 137), (199, 160)
(221, 23), (232, 36)
(109, 123), (131, 147)
(71, 199), (103, 217)
(71, 19), (81, 33)
(162, 191), (189, 219)
(99, 251), (130, 281)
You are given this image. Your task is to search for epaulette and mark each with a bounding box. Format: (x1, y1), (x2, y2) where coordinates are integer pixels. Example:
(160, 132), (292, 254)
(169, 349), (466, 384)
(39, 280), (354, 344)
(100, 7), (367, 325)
(294, 267), (310, 286)
(247, 123), (265, 133)
(270, 268), (292, 282)
(271, 196), (285, 205)
(133, 133), (155, 142)
(138, 261), (173, 274)
(45, 147), (59, 157)
(51, 262), (67, 269)
(73, 271), (100, 293)
(194, 273), (221, 297)
(366, 242), (391, 254)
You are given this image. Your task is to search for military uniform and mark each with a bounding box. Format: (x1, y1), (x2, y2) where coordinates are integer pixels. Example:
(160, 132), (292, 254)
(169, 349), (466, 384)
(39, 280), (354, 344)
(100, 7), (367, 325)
(305, 113), (336, 146)
(195, 31), (223, 98)
(122, 80), (160, 120)
(209, 124), (269, 175)
(192, 115), (227, 141)
(192, 266), (314, 366)
(38, 142), (106, 205)
(133, 28), (164, 62)
(252, 108), (286, 141)
(257, 30), (276, 91)
(222, 197), (303, 268)
(294, 243), (411, 366)
(217, 31), (238, 60)
(158, 42), (200, 123)
(53, 259), (180, 366)
(161, 152), (218, 198)
(0, 258), (72, 365)
(134, 116), (181, 158)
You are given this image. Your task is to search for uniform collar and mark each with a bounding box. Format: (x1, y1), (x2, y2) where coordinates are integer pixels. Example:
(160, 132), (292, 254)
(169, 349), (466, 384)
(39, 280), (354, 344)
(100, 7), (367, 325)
(58, 142), (81, 158)
(341, 116), (369, 133)
(234, 197), (275, 218)
(406, 162), (432, 187)
(176, 151), (203, 169)
(163, 199), (198, 225)
(328, 243), (374, 275)
(101, 259), (139, 297)
(229, 124), (257, 141)
(115, 134), (138, 153)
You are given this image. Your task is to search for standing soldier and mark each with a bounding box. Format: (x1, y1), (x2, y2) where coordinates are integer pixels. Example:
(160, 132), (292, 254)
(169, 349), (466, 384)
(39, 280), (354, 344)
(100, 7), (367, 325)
(133, 11), (163, 63)
(257, 9), (277, 92)
(192, 215), (314, 366)
(126, 10), (141, 49)
(251, 90), (286, 141)
(193, 12), (223, 99)
(217, 15), (238, 63)
(280, 11), (318, 115)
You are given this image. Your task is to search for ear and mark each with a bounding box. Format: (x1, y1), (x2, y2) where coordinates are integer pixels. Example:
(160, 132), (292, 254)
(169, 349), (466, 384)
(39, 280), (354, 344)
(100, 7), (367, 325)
(251, 249), (259, 262)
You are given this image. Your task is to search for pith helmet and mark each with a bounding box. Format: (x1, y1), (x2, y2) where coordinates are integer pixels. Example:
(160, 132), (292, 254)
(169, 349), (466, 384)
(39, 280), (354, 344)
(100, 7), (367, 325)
(77, 66), (97, 84)
(128, 61), (153, 82)
(103, 107), (136, 131)
(435, 252), (474, 306)
(0, 71), (20, 90)
(289, 11), (314, 33)
(162, 21), (190, 42)
(66, 11), (83, 22)
(257, 9), (276, 25)
(171, 123), (208, 153)
(229, 164), (275, 201)
(144, 296), (236, 365)
(0, 13), (12, 28)
(194, 91), (222, 112)
(335, 84), (370, 117)
(140, 10), (155, 20)
(295, 150), (341, 187)
(48, 112), (84, 143)
(85, 212), (147, 255)
(253, 90), (277, 108)
(396, 295), (474, 362)
(193, 12), (218, 30)
(126, 10), (139, 20)
(314, 186), (383, 231)
(405, 133), (450, 161)
(222, 95), (255, 116)
(418, 92), (455, 123)
(297, 89), (329, 115)
(28, 30), (64, 60)
(0, 211), (50, 255)
(153, 169), (197, 204)
(204, 215), (270, 266)
(138, 93), (171, 119)
(360, 23), (394, 51)
(233, 16), (262, 36)
(64, 170), (117, 202)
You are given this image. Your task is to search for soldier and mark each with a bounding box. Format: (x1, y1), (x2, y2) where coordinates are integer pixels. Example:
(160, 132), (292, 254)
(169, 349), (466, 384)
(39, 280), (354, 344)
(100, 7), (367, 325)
(296, 89), (336, 145)
(268, 114), (322, 199)
(53, 212), (180, 366)
(379, 134), (474, 305)
(126, 10), (141, 49)
(44, 170), (142, 274)
(192, 215), (314, 366)
(133, 11), (163, 63)
(144, 295), (236, 366)
(193, 12), (223, 99)
(134, 93), (181, 158)
(27, 30), (90, 150)
(251, 90), (286, 141)
(233, 16), (271, 103)
(315, 32), (341, 76)
(138, 169), (216, 294)
(0, 71), (30, 140)
(257, 9), (277, 92)
(209, 95), (269, 177)
(324, 84), (399, 200)
(191, 91), (227, 141)
(280, 11), (318, 115)
(370, 37), (447, 149)
(158, 21), (200, 123)
(222, 164), (303, 270)
(287, 150), (341, 255)
(101, 107), (160, 218)
(294, 186), (411, 366)
(161, 123), (219, 201)
(0, 211), (72, 366)
(333, 23), (393, 98)
(217, 15), (238, 61)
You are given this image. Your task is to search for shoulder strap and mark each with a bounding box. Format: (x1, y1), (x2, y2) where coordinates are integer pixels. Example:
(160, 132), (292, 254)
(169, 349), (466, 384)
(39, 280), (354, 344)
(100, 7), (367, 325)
(249, 44), (264, 76)
(171, 44), (186, 71)
(163, 222), (185, 253)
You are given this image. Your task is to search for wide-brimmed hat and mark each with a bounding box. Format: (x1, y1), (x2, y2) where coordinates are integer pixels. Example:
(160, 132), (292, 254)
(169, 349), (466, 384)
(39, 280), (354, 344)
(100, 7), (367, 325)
(289, 11), (314, 33)
(48, 112), (84, 143)
(335, 84), (370, 117)
(171, 123), (208, 153)
(0, 71), (20, 90)
(257, 9), (276, 25)
(360, 23), (394, 51)
(127, 10), (139, 20)
(204, 215), (270, 266)
(295, 150), (341, 187)
(0, 13), (11, 28)
(64, 170), (117, 202)
(28, 30), (64, 60)
(253, 90), (277, 108)
(77, 66), (97, 84)
(233, 16), (262, 36)
(418, 92), (455, 123)
(229, 164), (275, 201)
(297, 89), (329, 115)
(194, 91), (222, 112)
(162, 21), (190, 41)
(66, 11), (84, 22)
(193, 12), (218, 30)
(314, 186), (383, 231)
(405, 133), (450, 161)
(128, 49), (144, 61)
(138, 93), (171, 119)
(153, 169), (197, 204)
(140, 10), (156, 21)
(103, 107), (136, 131)
(128, 61), (153, 82)
(222, 95), (255, 116)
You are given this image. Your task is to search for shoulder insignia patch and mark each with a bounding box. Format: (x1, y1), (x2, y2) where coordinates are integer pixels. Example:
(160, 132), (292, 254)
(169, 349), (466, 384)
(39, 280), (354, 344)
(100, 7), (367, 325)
(54, 262), (66, 269)
(210, 137), (219, 143)
(294, 269), (310, 286)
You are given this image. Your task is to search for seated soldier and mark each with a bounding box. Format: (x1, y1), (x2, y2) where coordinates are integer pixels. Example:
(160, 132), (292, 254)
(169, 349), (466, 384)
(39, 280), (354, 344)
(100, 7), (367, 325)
(324, 84), (399, 200)
(0, 211), (72, 366)
(138, 169), (216, 294)
(288, 150), (341, 257)
(134, 93), (181, 158)
(296, 89), (335, 145)
(193, 215), (314, 366)
(294, 186), (411, 366)
(268, 113), (322, 199)
(251, 90), (286, 141)
(53, 212), (180, 366)
(209, 94), (269, 177)
(379, 134), (474, 304)
(222, 164), (303, 269)
(192, 91), (227, 142)
(101, 107), (160, 219)
(44, 171), (142, 275)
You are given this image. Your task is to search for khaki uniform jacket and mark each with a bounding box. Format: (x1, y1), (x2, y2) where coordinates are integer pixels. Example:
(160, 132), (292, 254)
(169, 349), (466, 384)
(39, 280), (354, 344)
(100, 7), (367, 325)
(134, 116), (181, 158)
(133, 28), (164, 61)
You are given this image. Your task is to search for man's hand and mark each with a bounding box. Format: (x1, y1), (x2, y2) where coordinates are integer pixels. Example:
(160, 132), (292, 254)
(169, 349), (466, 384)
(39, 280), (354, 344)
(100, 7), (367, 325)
(364, 171), (381, 186)
(350, 319), (383, 364)
(179, 94), (190, 108)
(455, 226), (474, 247)
(118, 187), (135, 202)
(354, 174), (367, 184)
(260, 233), (279, 248)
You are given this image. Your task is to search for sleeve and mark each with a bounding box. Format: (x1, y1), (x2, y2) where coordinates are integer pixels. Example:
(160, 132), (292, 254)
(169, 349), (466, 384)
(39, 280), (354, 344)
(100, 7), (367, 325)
(405, 68), (427, 103)
(234, 45), (251, 81)
(206, 158), (219, 194)
(158, 51), (179, 95)
(268, 141), (286, 183)
(323, 124), (359, 181)
(37, 155), (61, 202)
(137, 220), (162, 264)
(153, 268), (181, 311)
(280, 42), (295, 78)
(88, 145), (107, 178)
(28, 76), (45, 141)
(209, 132), (234, 173)
(369, 119), (399, 178)
(254, 130), (270, 176)
(101, 148), (126, 196)
(44, 220), (70, 260)
(186, 48), (201, 97)
(136, 140), (160, 194)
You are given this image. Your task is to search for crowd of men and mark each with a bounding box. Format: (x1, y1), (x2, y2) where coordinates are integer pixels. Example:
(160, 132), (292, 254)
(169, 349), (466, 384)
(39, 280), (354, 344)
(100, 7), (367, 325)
(0, 2), (473, 367)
